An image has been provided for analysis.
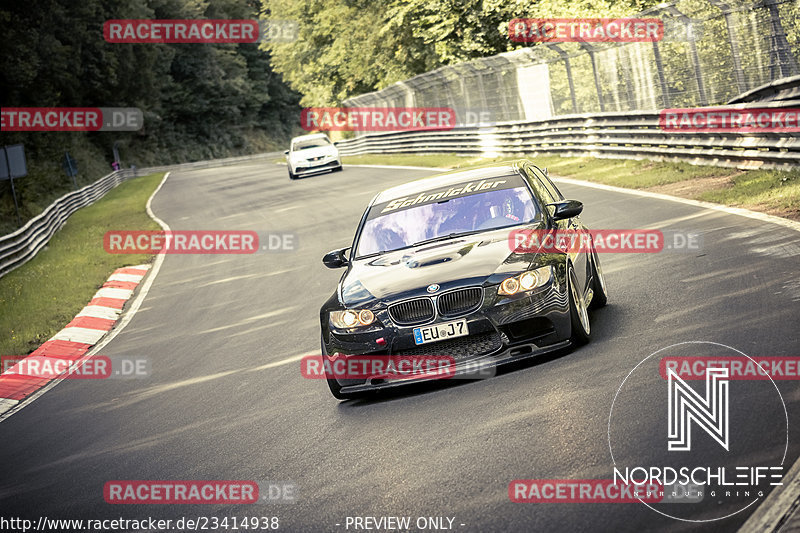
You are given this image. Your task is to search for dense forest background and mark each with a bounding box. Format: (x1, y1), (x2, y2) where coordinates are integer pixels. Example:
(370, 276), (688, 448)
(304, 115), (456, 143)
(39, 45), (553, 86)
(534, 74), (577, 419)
(0, 0), (300, 233)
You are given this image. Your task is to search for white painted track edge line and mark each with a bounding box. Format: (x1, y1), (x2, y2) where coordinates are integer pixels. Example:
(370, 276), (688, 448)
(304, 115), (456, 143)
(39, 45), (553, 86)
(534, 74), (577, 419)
(551, 176), (800, 233)
(0, 171), (172, 422)
(344, 164), (450, 171)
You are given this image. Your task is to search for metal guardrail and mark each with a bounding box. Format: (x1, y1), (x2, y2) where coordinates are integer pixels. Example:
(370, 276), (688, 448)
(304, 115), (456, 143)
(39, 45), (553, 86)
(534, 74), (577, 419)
(0, 151), (280, 279)
(0, 169), (134, 279)
(728, 74), (800, 104)
(335, 101), (800, 170)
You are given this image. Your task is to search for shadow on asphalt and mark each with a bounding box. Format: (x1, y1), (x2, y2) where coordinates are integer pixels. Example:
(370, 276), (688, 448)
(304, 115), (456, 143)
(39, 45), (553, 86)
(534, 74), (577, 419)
(291, 168), (344, 180)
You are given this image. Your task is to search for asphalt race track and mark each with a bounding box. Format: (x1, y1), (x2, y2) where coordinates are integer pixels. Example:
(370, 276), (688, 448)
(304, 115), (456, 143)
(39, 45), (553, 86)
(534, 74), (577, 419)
(1, 162), (799, 532)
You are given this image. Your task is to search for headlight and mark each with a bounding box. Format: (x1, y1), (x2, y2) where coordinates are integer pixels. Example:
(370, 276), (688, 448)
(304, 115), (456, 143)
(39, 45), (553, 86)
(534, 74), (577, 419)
(330, 309), (376, 329)
(500, 277), (519, 295)
(498, 266), (552, 296)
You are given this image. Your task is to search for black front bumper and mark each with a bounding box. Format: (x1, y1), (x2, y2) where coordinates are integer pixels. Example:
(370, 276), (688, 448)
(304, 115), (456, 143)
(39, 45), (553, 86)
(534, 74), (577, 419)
(321, 280), (572, 393)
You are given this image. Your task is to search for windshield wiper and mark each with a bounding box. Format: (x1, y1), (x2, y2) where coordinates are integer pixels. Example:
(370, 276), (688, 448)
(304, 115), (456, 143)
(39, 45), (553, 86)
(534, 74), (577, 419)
(357, 250), (390, 260)
(408, 230), (481, 248)
(357, 230), (482, 259)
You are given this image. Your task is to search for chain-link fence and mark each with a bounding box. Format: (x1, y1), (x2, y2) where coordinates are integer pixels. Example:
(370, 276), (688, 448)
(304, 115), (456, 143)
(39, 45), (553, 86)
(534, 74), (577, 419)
(343, 0), (800, 130)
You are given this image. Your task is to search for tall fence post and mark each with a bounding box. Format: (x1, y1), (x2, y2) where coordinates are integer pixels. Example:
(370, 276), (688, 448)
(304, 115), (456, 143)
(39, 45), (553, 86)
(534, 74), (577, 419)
(546, 44), (578, 114)
(662, 6), (709, 106)
(651, 41), (671, 108)
(580, 43), (606, 112)
(763, 0), (800, 79)
(708, 0), (747, 95)
(687, 27), (708, 106)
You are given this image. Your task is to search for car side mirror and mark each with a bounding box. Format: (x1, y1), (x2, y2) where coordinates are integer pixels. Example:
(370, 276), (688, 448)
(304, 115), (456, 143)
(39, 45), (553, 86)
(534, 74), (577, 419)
(548, 200), (583, 221)
(323, 248), (350, 269)
(284, 150), (289, 156)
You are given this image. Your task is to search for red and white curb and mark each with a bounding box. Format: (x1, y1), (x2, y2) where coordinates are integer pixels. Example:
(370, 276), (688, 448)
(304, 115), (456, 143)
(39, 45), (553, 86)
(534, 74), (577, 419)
(0, 171), (171, 422)
(0, 265), (151, 415)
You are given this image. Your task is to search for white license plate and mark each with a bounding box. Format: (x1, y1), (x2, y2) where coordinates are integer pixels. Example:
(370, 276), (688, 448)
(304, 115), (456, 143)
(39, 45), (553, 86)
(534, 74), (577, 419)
(413, 319), (468, 345)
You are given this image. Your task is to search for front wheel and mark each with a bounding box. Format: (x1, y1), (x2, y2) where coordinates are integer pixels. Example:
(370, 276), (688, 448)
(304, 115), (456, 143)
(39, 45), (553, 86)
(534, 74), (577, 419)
(326, 375), (350, 400)
(568, 264), (591, 346)
(288, 167), (296, 180)
(588, 247), (608, 309)
(321, 335), (358, 400)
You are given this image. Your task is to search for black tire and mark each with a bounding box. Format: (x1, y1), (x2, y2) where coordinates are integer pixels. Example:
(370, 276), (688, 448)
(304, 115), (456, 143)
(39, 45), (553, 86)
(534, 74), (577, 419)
(333, 164), (343, 172)
(321, 334), (358, 400)
(568, 264), (591, 346)
(288, 169), (296, 180)
(588, 247), (608, 309)
(326, 376), (350, 400)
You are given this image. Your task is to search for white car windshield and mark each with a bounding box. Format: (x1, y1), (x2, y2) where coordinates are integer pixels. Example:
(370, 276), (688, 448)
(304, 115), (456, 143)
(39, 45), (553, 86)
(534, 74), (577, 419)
(355, 176), (539, 257)
(293, 138), (331, 151)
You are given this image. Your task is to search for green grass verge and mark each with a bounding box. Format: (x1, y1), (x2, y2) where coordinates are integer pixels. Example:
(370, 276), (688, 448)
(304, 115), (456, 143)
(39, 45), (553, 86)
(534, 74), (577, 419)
(697, 169), (800, 217)
(518, 156), (734, 188)
(0, 173), (164, 356)
(342, 153), (487, 169)
(342, 153), (800, 220)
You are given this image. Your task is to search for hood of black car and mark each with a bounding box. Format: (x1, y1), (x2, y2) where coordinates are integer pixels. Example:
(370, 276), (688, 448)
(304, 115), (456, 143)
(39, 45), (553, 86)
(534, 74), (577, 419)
(340, 226), (542, 304)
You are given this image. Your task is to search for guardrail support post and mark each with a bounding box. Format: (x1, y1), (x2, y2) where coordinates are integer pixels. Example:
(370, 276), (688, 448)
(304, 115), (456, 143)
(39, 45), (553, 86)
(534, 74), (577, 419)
(9, 177), (21, 228)
(3, 147), (22, 227)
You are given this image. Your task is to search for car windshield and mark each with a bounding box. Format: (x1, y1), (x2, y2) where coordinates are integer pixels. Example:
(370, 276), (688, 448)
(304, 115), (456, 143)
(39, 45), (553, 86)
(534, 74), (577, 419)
(293, 138), (330, 150)
(355, 181), (539, 257)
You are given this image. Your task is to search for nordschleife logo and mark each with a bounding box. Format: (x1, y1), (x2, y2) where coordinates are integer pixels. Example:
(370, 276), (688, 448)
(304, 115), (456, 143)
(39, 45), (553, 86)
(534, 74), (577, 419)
(667, 366), (729, 451)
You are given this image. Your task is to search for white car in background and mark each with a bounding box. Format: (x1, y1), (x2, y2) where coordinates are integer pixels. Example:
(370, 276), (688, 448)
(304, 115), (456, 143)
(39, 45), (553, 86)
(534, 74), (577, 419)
(285, 133), (342, 179)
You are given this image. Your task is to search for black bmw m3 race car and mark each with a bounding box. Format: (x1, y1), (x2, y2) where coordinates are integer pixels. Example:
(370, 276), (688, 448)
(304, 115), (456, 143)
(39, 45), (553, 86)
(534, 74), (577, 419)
(319, 160), (607, 399)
